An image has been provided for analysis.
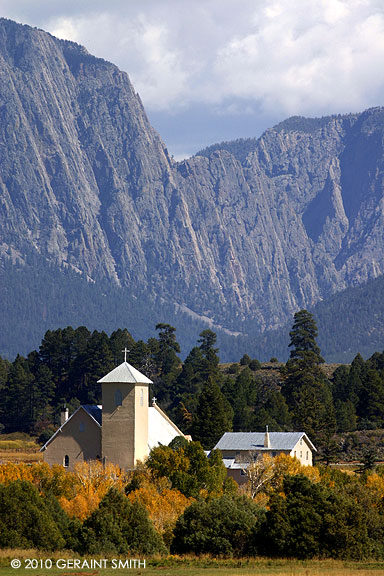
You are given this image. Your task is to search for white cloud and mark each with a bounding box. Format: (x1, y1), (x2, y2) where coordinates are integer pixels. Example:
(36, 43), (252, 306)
(3, 0), (384, 129)
(50, 17), (80, 42)
(211, 0), (384, 117)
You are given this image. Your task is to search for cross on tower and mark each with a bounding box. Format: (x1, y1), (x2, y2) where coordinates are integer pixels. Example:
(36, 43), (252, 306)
(122, 348), (130, 362)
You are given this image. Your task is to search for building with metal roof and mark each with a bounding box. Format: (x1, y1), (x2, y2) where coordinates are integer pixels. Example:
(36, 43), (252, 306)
(213, 428), (317, 485)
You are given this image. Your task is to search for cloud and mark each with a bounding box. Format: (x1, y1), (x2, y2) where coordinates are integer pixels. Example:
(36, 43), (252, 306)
(211, 0), (384, 116)
(3, 0), (384, 127)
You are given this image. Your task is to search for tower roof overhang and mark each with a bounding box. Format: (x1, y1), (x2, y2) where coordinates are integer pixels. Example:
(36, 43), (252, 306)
(97, 361), (153, 384)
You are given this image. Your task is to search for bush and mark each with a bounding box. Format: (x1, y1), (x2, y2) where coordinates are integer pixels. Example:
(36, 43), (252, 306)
(147, 441), (228, 498)
(259, 474), (375, 560)
(227, 363), (240, 374)
(0, 481), (67, 550)
(249, 359), (262, 371)
(79, 488), (166, 555)
(38, 429), (55, 444)
(171, 495), (264, 557)
(240, 354), (251, 366)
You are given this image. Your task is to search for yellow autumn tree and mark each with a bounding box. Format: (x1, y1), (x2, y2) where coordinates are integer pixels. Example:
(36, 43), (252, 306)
(127, 474), (193, 541)
(241, 452), (320, 502)
(59, 460), (126, 519)
(270, 453), (320, 492)
(0, 461), (77, 499)
(33, 463), (77, 498)
(0, 462), (34, 484)
(366, 472), (384, 502)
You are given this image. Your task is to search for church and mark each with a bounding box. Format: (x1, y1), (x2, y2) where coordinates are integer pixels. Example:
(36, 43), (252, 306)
(41, 355), (188, 470)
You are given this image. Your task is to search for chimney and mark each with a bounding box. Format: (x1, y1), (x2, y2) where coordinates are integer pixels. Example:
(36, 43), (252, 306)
(61, 405), (69, 426)
(264, 425), (270, 448)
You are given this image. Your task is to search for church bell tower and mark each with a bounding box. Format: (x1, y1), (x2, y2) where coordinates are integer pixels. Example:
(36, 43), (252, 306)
(98, 350), (152, 469)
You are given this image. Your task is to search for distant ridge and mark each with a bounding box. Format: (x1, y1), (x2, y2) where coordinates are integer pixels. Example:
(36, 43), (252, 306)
(1, 19), (384, 360)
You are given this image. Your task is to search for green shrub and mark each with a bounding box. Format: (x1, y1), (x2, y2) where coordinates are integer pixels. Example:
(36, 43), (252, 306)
(0, 481), (67, 550)
(249, 359), (261, 371)
(240, 354), (251, 366)
(80, 488), (166, 556)
(171, 495), (264, 557)
(259, 474), (376, 560)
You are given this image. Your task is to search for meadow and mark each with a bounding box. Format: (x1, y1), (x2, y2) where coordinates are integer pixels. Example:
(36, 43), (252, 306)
(0, 434), (42, 464)
(1, 552), (384, 576)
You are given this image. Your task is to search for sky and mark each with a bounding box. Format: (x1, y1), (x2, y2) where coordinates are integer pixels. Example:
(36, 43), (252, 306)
(2, 0), (384, 159)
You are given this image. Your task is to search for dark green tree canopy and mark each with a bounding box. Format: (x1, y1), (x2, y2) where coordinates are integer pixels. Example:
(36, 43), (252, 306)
(0, 481), (68, 550)
(192, 377), (233, 449)
(171, 495), (264, 557)
(80, 488), (166, 556)
(289, 310), (324, 364)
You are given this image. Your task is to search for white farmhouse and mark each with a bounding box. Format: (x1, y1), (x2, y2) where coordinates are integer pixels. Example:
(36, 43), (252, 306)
(214, 428), (317, 485)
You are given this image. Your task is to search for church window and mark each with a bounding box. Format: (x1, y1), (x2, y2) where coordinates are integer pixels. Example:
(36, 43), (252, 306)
(306, 451), (309, 460)
(300, 451), (302, 458)
(63, 455), (69, 468)
(79, 421), (85, 432)
(140, 388), (144, 407)
(115, 389), (122, 407)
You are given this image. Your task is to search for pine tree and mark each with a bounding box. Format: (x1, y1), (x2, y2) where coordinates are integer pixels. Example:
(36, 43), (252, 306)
(3, 355), (34, 432)
(288, 309), (324, 365)
(282, 310), (335, 441)
(191, 377), (233, 449)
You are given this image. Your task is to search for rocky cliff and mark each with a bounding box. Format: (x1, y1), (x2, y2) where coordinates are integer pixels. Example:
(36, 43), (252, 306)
(1, 18), (384, 338)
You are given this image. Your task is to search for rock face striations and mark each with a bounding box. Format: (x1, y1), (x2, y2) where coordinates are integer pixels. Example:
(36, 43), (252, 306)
(1, 18), (384, 335)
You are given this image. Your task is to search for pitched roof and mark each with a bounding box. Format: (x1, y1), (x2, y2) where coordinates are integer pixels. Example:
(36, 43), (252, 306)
(40, 405), (102, 451)
(214, 432), (317, 452)
(41, 402), (186, 453)
(83, 405), (102, 425)
(97, 361), (152, 384)
(148, 404), (186, 450)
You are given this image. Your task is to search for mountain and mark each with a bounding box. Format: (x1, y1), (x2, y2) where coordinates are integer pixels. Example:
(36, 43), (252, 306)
(240, 273), (384, 364)
(1, 18), (384, 360)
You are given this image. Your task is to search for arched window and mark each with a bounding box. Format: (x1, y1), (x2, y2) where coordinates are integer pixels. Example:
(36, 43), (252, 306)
(115, 389), (122, 407)
(140, 388), (144, 407)
(79, 421), (85, 432)
(63, 455), (69, 468)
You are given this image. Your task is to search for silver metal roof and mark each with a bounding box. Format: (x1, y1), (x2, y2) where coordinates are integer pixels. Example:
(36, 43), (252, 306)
(97, 361), (152, 384)
(214, 432), (316, 452)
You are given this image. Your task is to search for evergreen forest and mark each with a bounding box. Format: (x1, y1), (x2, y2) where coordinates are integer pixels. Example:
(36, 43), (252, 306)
(2, 310), (384, 461)
(2, 310), (384, 560)
(3, 256), (384, 365)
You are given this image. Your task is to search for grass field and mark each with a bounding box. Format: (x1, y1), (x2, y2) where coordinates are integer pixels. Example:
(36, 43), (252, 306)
(0, 433), (43, 464)
(1, 551), (384, 576)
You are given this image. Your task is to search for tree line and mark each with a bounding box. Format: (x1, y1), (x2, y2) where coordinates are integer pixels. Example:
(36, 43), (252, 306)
(1, 445), (384, 559)
(2, 311), (384, 455)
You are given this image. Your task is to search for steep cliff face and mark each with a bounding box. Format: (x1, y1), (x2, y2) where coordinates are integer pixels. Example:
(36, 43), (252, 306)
(184, 110), (384, 329)
(1, 18), (384, 337)
(0, 18), (175, 288)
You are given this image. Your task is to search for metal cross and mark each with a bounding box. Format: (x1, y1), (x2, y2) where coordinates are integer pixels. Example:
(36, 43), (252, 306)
(122, 348), (130, 362)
